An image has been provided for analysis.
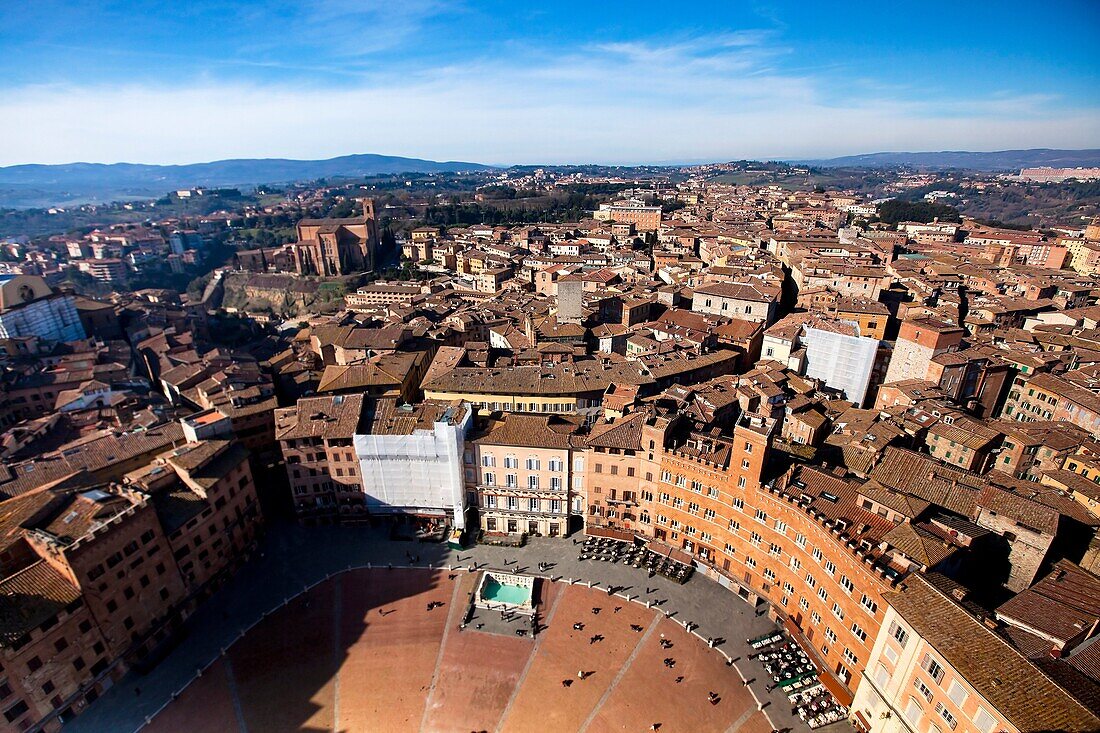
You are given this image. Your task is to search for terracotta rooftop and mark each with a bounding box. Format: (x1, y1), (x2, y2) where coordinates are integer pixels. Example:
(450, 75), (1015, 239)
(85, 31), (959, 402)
(887, 574), (1100, 733)
(275, 394), (366, 441)
(472, 412), (584, 450)
(586, 412), (647, 451)
(0, 561), (82, 647)
(997, 560), (1100, 646)
(360, 399), (468, 436)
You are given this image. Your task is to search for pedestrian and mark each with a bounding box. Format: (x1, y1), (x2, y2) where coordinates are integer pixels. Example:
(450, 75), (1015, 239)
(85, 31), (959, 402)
(614, 606), (621, 613)
(562, 679), (572, 687)
(675, 676), (683, 684)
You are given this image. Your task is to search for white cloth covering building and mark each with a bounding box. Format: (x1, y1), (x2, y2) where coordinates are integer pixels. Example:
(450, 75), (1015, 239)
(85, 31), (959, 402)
(354, 401), (472, 529)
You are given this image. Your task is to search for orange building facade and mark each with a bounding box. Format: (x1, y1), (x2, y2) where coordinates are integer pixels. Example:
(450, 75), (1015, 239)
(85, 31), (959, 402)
(582, 409), (897, 704)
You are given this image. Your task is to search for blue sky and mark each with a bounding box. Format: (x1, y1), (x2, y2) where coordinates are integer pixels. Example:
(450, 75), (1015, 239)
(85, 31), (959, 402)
(0, 0), (1097, 165)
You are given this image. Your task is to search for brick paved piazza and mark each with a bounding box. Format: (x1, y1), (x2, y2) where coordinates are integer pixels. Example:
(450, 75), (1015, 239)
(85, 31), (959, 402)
(68, 524), (849, 733)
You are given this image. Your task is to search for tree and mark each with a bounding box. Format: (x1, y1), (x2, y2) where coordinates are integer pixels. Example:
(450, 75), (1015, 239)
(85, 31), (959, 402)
(876, 199), (961, 225)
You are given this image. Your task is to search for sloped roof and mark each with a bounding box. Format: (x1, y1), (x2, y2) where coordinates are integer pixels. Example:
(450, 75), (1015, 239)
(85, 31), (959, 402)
(997, 560), (1100, 645)
(472, 413), (584, 449)
(881, 522), (956, 567)
(887, 574), (1100, 733)
(586, 412), (646, 451)
(0, 561), (82, 646)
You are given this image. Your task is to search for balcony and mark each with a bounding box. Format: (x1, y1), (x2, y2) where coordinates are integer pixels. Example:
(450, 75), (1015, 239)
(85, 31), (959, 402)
(605, 495), (639, 507)
(482, 507), (568, 520)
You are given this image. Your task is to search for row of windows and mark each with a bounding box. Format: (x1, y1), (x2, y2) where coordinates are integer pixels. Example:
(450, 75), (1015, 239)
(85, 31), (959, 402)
(881, 622), (998, 731)
(480, 456), (565, 471)
(482, 496), (564, 513)
(482, 473), (563, 489)
(593, 464), (635, 476)
(472, 402), (575, 413)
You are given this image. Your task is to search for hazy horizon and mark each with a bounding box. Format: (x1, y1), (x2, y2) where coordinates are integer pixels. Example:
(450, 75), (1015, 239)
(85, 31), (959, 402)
(3, 147), (1100, 171)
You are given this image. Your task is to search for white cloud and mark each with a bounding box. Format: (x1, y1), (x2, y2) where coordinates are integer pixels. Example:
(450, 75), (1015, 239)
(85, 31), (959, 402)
(1, 37), (1096, 166)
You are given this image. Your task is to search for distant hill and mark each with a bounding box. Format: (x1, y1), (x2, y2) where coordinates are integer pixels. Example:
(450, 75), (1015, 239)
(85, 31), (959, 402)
(795, 148), (1100, 171)
(0, 153), (495, 209)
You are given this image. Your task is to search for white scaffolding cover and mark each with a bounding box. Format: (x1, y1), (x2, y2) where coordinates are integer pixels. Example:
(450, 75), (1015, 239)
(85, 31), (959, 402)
(353, 408), (470, 529)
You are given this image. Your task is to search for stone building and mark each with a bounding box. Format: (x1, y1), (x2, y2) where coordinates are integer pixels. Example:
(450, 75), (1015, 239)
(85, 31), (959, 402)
(691, 281), (781, 324)
(882, 318), (965, 385)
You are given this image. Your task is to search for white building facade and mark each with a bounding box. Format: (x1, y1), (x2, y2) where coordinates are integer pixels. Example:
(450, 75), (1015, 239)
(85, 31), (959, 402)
(353, 404), (472, 529)
(801, 326), (879, 406)
(0, 282), (85, 344)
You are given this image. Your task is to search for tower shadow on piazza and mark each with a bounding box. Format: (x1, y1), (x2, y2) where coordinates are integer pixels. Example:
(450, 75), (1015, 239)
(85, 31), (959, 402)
(142, 564), (782, 733)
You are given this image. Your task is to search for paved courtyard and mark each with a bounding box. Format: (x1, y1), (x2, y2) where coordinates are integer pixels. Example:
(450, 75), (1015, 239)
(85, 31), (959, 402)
(67, 523), (850, 733)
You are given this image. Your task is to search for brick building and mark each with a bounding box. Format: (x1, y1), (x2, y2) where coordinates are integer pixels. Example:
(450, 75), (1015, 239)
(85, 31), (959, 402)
(275, 394), (367, 524)
(595, 201), (662, 231)
(0, 436), (261, 732)
(291, 199), (380, 276)
(578, 402), (910, 704)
